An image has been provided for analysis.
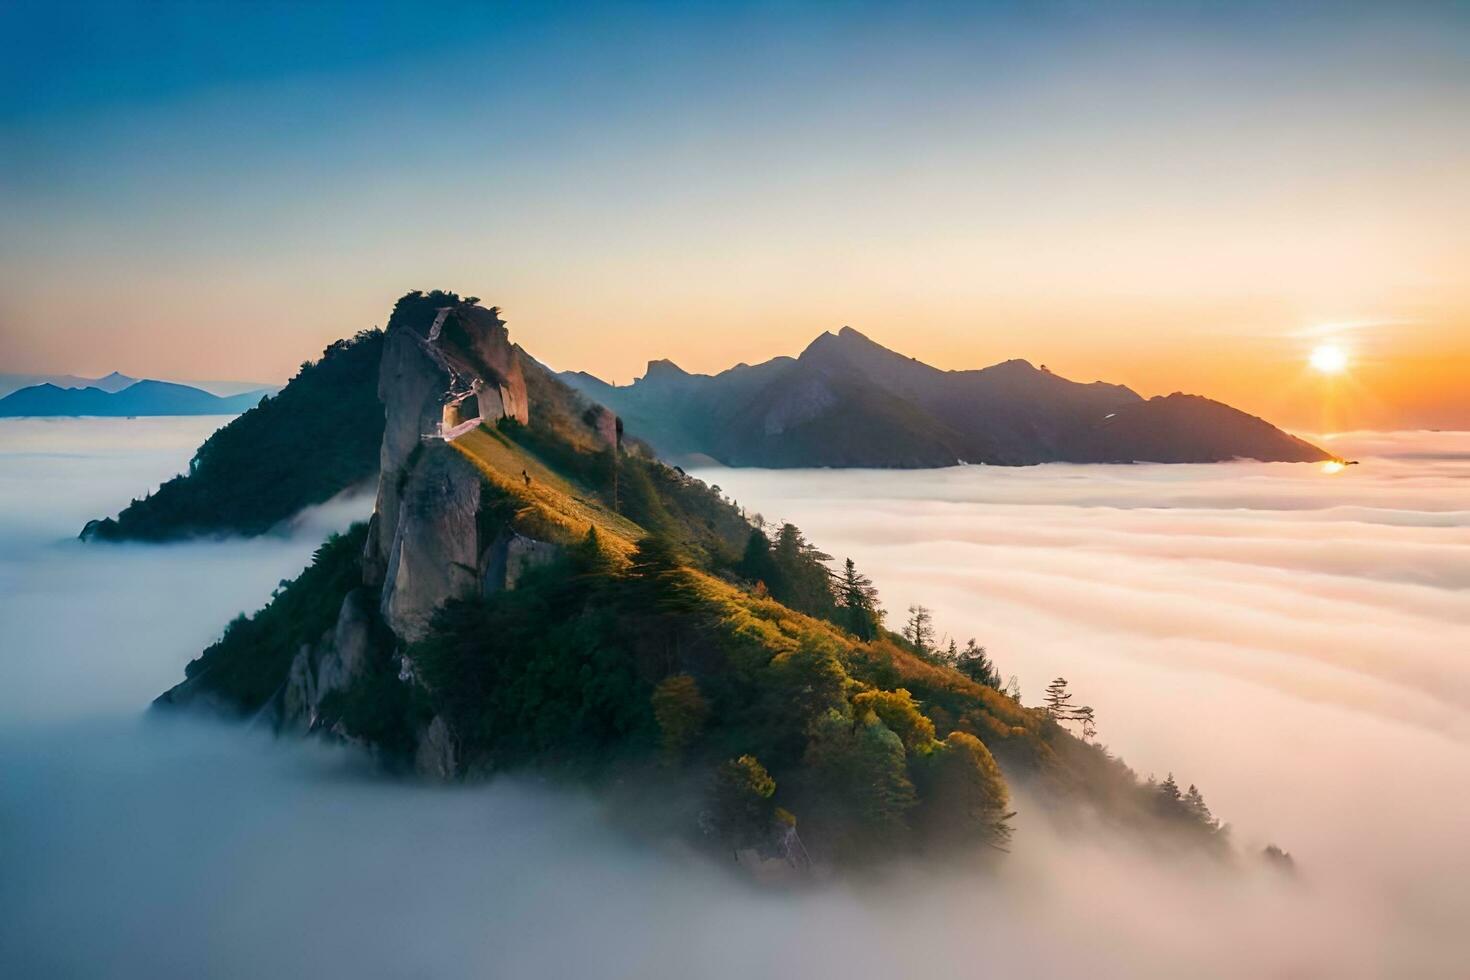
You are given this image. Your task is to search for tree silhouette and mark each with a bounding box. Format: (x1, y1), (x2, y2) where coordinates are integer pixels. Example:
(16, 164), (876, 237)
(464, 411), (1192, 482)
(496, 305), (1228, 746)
(837, 557), (881, 640)
(955, 639), (1002, 690)
(902, 604), (935, 653)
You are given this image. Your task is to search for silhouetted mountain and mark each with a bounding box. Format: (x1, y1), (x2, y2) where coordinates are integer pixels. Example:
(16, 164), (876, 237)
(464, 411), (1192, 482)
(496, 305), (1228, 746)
(0, 371), (136, 398)
(561, 327), (1329, 466)
(0, 379), (267, 417)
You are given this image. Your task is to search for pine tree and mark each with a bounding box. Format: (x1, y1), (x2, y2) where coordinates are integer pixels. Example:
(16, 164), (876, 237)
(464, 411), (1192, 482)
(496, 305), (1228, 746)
(1044, 677), (1074, 718)
(837, 557), (881, 641)
(1043, 676), (1098, 740)
(769, 524), (838, 619)
(955, 639), (1002, 689)
(1072, 703), (1097, 742)
(1183, 784), (1214, 825)
(903, 604), (935, 653)
(737, 528), (780, 595)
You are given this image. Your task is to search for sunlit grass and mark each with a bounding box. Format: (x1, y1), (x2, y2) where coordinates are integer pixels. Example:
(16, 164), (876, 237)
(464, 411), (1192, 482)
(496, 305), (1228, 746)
(451, 425), (642, 554)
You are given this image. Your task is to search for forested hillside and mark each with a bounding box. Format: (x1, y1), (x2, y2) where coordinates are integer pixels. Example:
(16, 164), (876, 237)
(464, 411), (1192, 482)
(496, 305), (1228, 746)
(82, 330), (384, 541)
(159, 292), (1239, 872)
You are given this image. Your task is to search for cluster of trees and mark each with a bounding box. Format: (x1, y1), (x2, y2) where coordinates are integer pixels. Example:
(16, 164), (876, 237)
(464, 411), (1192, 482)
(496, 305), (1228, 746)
(86, 329), (386, 541)
(897, 604), (1017, 698)
(400, 523), (1017, 863)
(736, 524), (842, 621)
(1148, 773), (1223, 837)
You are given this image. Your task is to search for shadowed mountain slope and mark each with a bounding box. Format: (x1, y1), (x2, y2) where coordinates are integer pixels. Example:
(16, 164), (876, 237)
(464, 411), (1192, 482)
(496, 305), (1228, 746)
(562, 327), (1330, 467)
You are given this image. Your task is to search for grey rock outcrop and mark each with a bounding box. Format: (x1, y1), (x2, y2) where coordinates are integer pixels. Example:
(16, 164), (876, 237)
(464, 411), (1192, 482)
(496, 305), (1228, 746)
(414, 715), (458, 779)
(365, 327), (452, 584)
(380, 445), (484, 642)
(280, 587), (378, 731)
(367, 301), (535, 588)
(481, 529), (560, 594)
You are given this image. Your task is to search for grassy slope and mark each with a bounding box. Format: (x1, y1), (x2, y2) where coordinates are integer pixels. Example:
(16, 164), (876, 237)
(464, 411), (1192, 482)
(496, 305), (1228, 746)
(451, 426), (644, 554)
(444, 413), (1234, 858)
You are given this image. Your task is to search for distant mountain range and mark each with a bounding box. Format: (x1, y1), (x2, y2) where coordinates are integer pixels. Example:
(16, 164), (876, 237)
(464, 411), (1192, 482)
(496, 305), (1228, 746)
(0, 379), (271, 417)
(0, 371), (139, 398)
(0, 371), (279, 399)
(561, 327), (1329, 466)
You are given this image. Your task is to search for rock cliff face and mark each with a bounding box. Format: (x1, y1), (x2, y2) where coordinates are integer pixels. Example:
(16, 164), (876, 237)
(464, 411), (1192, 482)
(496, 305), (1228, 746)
(281, 587), (376, 732)
(368, 300), (565, 619)
(158, 292), (641, 780)
(380, 444), (485, 642)
(366, 300), (535, 595)
(365, 325), (452, 584)
(359, 300), (564, 769)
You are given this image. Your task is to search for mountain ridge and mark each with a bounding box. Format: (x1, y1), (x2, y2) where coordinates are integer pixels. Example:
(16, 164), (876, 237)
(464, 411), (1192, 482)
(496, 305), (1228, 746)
(153, 290), (1255, 877)
(561, 327), (1329, 467)
(0, 378), (269, 417)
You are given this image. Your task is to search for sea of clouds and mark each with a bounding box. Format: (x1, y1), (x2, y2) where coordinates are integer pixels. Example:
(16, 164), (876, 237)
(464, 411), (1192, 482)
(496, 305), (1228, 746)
(1, 418), (1465, 978)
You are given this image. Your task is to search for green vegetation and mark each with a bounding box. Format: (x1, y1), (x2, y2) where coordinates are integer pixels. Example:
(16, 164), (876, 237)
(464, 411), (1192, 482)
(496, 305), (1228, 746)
(85, 330), (385, 541)
(155, 289), (1238, 870)
(169, 524), (371, 715)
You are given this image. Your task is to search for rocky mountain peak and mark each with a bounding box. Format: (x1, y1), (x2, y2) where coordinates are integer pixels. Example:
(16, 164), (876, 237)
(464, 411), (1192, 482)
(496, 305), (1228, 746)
(642, 358), (692, 383)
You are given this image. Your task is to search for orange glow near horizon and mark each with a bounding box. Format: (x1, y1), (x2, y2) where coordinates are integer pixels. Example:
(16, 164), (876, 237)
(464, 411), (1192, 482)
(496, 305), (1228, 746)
(2, 284), (1468, 433)
(1, 4), (1466, 432)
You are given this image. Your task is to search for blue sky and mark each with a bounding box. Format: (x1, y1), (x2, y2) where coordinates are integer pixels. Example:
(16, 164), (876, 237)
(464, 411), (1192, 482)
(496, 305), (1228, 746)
(2, 1), (1467, 427)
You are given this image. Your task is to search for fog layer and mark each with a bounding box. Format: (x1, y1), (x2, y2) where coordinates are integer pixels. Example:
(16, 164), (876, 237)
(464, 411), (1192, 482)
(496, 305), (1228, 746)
(2, 420), (1464, 977)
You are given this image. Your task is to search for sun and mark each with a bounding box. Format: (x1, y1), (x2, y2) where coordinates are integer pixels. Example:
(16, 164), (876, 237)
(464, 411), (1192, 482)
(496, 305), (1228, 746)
(1309, 343), (1349, 374)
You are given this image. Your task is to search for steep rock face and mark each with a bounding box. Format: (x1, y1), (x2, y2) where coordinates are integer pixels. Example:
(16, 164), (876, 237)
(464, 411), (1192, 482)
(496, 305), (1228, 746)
(587, 403), (621, 452)
(440, 304), (530, 425)
(414, 715), (458, 779)
(366, 301), (534, 586)
(380, 445), (484, 642)
(481, 529), (560, 593)
(366, 327), (452, 583)
(280, 587), (378, 731)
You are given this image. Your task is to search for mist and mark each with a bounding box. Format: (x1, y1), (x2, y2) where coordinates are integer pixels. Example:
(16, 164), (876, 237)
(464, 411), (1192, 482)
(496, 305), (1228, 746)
(2, 420), (1465, 977)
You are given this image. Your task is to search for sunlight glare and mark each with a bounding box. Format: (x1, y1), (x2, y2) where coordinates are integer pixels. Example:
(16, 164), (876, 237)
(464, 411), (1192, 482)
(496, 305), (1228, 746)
(1310, 344), (1349, 374)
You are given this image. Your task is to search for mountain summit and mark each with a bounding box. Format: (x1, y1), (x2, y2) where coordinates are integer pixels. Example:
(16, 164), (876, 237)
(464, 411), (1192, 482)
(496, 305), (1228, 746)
(561, 330), (1328, 467)
(152, 289), (1242, 874)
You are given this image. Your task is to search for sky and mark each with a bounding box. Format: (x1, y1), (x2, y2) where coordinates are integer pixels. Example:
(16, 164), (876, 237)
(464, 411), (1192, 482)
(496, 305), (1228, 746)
(1, 0), (1467, 430)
